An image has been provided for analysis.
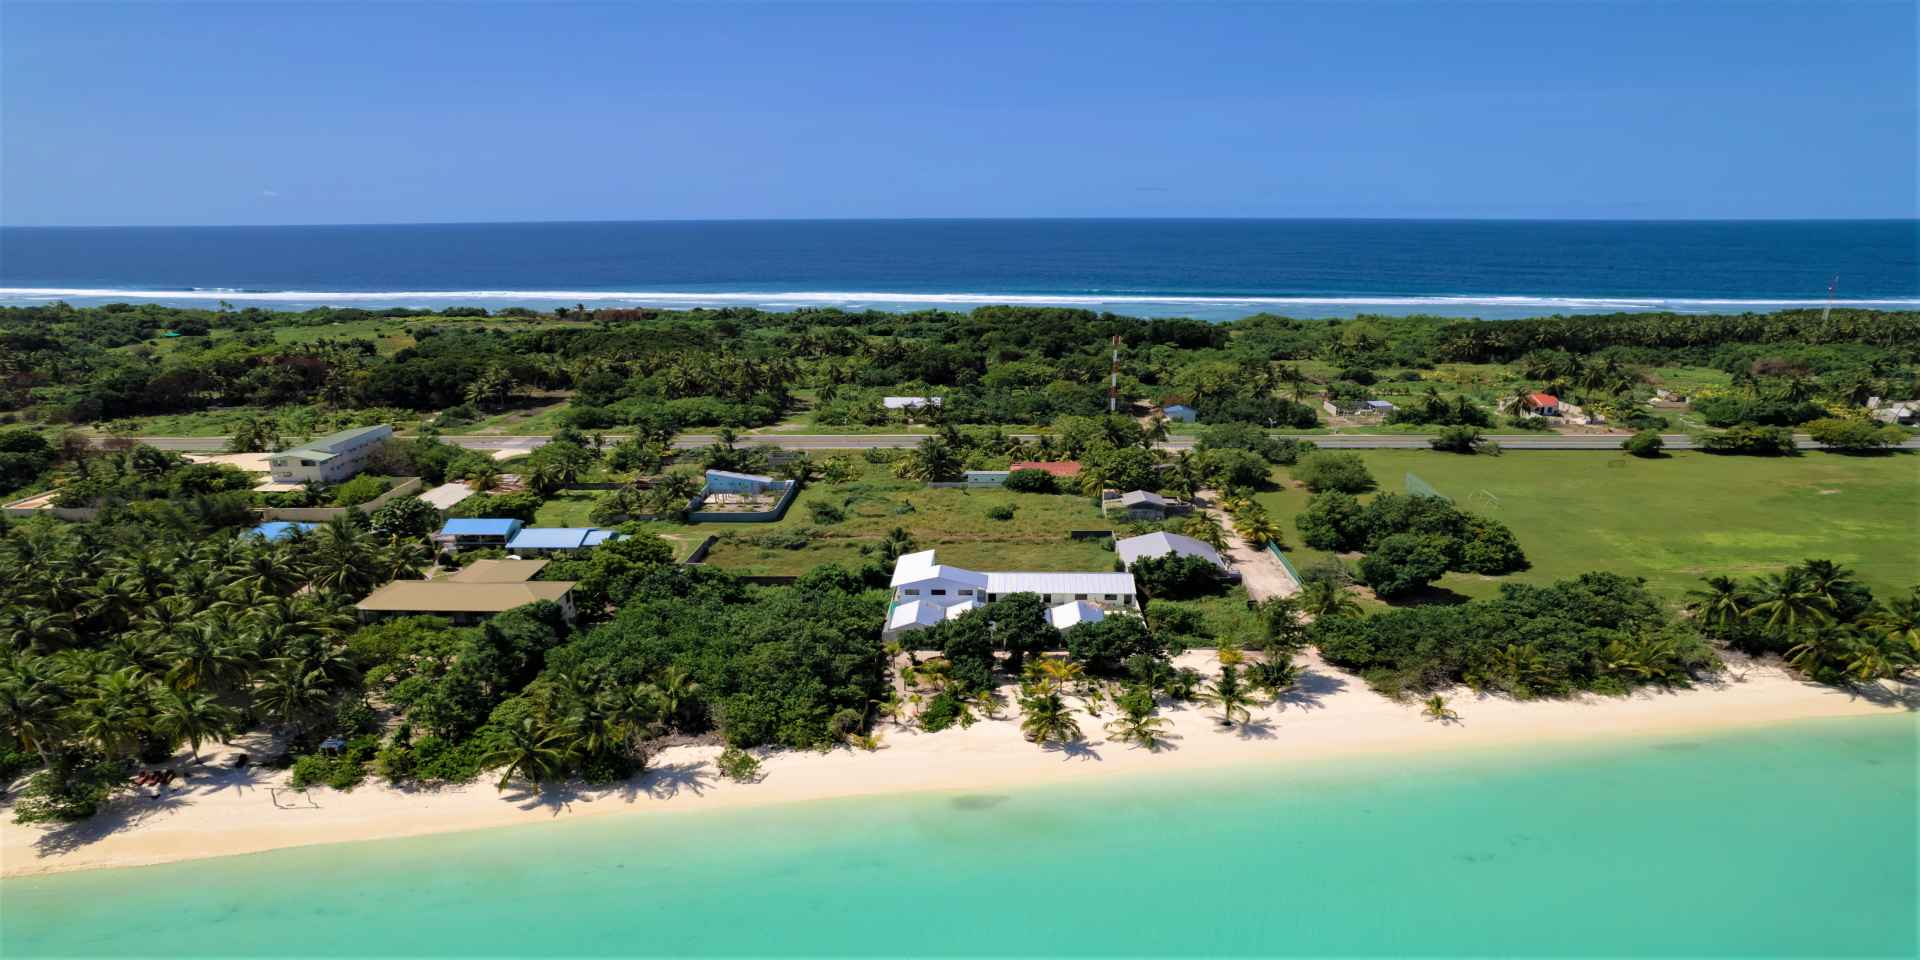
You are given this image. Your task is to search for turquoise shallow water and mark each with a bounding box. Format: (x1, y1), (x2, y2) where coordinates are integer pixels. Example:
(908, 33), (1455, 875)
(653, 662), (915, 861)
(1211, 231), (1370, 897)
(4, 715), (1915, 958)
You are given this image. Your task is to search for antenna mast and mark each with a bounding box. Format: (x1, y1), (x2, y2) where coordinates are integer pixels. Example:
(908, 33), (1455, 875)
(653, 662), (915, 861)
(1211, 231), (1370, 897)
(1822, 276), (1838, 323)
(1108, 335), (1122, 413)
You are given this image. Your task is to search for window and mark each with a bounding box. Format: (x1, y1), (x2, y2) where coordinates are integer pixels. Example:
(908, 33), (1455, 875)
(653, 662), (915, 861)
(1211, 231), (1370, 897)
(1075, 594), (1088, 601)
(1105, 594), (1117, 601)
(931, 589), (947, 596)
(902, 589), (919, 596)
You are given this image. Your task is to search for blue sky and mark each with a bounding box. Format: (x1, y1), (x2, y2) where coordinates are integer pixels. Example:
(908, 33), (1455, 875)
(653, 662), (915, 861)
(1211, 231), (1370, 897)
(2, 1), (1914, 225)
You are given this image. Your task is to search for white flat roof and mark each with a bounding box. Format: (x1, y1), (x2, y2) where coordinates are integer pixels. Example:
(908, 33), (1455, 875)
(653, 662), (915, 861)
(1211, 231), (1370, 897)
(986, 571), (1136, 596)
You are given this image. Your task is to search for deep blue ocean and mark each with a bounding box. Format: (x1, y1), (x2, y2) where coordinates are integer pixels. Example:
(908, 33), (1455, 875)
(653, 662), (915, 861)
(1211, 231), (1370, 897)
(3, 218), (1915, 319)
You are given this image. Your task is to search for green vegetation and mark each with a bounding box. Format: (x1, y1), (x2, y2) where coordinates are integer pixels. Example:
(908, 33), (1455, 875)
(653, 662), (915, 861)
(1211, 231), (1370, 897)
(1313, 573), (1719, 699)
(1260, 450), (1918, 602)
(1686, 560), (1916, 684)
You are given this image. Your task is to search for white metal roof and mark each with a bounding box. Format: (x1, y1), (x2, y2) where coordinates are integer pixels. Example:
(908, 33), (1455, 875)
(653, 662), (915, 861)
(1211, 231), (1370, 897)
(943, 598), (983, 620)
(1048, 600), (1106, 630)
(887, 600), (945, 631)
(1115, 531), (1226, 570)
(889, 550), (990, 588)
(882, 396), (942, 409)
(1119, 490), (1168, 507)
(985, 571), (1136, 596)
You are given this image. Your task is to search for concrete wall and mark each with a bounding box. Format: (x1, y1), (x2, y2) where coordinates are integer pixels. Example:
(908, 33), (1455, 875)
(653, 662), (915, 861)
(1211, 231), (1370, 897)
(688, 479), (799, 523)
(257, 477), (422, 523)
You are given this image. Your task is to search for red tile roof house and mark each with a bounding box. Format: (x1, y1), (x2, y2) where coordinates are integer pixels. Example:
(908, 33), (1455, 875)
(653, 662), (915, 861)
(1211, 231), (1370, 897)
(1521, 393), (1562, 416)
(1008, 461), (1083, 477)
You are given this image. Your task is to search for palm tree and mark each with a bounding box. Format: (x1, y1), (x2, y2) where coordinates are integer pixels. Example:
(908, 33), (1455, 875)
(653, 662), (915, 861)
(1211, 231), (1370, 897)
(1784, 627), (1852, 681)
(1216, 641), (1245, 667)
(1232, 510), (1282, 550)
(649, 665), (701, 732)
(1684, 576), (1749, 636)
(1017, 690), (1081, 744)
(873, 527), (919, 565)
(484, 717), (571, 792)
(154, 689), (237, 764)
(1297, 579), (1361, 620)
(73, 667), (155, 759)
(1033, 658), (1084, 692)
(1247, 655), (1303, 702)
(1181, 512), (1228, 551)
(165, 621), (253, 695)
(0, 659), (72, 769)
(1749, 569), (1835, 636)
(254, 662), (335, 733)
(1104, 701), (1171, 750)
(1421, 695), (1460, 722)
(1198, 665), (1254, 727)
(1867, 590), (1920, 654)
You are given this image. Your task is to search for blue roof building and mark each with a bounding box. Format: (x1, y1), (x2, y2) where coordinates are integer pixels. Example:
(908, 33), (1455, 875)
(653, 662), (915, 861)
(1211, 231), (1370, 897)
(505, 526), (627, 553)
(435, 518), (524, 550)
(1163, 404), (1198, 423)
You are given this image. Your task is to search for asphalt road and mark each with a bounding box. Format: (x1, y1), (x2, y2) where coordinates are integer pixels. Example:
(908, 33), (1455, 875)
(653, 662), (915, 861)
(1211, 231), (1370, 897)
(99, 433), (1920, 453)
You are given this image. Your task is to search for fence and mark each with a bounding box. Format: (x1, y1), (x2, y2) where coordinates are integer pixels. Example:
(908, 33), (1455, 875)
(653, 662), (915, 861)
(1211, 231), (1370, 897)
(681, 534), (719, 564)
(687, 479), (800, 523)
(1266, 542), (1305, 585)
(257, 477), (423, 522)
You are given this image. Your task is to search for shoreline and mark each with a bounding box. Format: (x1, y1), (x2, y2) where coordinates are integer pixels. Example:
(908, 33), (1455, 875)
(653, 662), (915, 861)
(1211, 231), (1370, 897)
(3, 654), (1910, 880)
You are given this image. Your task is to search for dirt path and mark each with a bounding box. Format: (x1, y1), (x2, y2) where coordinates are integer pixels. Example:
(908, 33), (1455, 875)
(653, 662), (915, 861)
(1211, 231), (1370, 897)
(1197, 489), (1299, 601)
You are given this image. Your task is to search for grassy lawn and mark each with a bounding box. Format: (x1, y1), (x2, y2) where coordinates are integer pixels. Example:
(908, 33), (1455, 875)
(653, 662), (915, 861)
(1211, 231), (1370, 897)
(1146, 585), (1263, 649)
(531, 490), (600, 527)
(1257, 449), (1920, 603)
(643, 461), (1133, 576)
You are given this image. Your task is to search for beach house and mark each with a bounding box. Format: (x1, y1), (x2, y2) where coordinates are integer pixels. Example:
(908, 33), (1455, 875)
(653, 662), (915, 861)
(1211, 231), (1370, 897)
(883, 549), (1137, 639)
(434, 518), (523, 552)
(267, 425), (393, 484)
(356, 559), (576, 625)
(1520, 393), (1562, 417)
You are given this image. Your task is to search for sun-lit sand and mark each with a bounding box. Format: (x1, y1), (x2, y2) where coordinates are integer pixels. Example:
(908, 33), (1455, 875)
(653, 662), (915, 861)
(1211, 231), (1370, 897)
(2, 653), (1907, 878)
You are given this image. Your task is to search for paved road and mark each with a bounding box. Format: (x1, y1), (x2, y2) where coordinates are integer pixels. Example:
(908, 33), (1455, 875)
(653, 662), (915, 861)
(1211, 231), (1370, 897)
(107, 432), (1920, 453)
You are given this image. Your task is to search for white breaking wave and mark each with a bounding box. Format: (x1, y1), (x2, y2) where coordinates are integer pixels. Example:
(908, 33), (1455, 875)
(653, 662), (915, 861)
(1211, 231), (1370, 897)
(1, 287), (1916, 311)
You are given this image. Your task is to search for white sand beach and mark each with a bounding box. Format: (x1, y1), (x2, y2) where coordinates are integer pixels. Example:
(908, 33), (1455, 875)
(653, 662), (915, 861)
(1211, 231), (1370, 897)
(3, 653), (1909, 879)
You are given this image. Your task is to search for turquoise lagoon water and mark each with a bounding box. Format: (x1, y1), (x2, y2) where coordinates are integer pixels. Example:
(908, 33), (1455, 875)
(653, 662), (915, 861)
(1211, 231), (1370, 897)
(4, 715), (1915, 957)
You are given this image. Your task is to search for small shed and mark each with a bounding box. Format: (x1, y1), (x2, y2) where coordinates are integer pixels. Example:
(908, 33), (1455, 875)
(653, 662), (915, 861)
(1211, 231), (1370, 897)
(1163, 404), (1198, 423)
(1104, 489), (1170, 521)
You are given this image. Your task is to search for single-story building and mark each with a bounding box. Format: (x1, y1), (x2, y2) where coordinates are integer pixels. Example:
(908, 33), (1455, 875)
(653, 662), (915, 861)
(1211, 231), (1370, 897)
(1008, 460), (1082, 478)
(1103, 489), (1172, 521)
(434, 518), (524, 552)
(1115, 531), (1229, 572)
(356, 558), (577, 624)
(1520, 393), (1562, 417)
(247, 521), (318, 542)
(704, 470), (780, 495)
(269, 425), (393, 485)
(963, 470), (1010, 486)
(884, 549), (1137, 639)
(1867, 397), (1918, 425)
(1047, 600), (1106, 630)
(504, 527), (625, 554)
(1162, 404), (1198, 423)
(1323, 399), (1395, 418)
(882, 396), (943, 411)
(447, 558), (551, 582)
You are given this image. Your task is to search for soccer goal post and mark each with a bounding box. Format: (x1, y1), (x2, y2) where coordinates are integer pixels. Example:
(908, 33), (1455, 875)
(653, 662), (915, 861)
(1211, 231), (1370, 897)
(1404, 472), (1451, 501)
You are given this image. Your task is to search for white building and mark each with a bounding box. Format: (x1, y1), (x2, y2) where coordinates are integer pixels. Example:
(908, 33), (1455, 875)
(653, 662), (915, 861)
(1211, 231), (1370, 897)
(1114, 531), (1228, 572)
(268, 425), (393, 484)
(884, 549), (1137, 639)
(882, 396), (942, 411)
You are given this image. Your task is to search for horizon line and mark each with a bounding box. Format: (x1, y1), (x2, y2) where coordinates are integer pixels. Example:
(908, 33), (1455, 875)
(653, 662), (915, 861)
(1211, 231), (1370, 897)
(5, 215), (1919, 230)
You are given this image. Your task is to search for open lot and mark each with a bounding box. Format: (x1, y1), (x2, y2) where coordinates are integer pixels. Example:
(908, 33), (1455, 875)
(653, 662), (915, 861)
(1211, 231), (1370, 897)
(640, 462), (1134, 576)
(1257, 449), (1920, 603)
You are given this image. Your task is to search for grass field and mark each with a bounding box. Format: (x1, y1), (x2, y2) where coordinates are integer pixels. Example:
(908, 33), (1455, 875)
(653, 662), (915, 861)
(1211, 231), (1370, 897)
(531, 490), (601, 527)
(1257, 449), (1920, 603)
(637, 462), (1133, 576)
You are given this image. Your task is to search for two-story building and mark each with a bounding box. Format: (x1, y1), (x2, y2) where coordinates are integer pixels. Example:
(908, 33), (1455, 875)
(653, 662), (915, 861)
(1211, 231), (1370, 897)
(434, 518), (524, 552)
(884, 549), (1138, 640)
(268, 425), (393, 485)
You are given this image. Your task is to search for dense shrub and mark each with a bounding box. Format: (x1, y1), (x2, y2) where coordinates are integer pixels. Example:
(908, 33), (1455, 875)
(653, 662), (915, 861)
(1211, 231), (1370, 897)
(1698, 425), (1798, 456)
(1622, 430), (1665, 457)
(331, 474), (390, 507)
(1692, 396), (1824, 428)
(1291, 452), (1376, 494)
(1002, 468), (1058, 493)
(1313, 573), (1714, 699)
(1063, 616), (1164, 675)
(1355, 533), (1453, 598)
(1805, 418), (1904, 452)
(1130, 553), (1227, 601)
(1295, 491), (1367, 551)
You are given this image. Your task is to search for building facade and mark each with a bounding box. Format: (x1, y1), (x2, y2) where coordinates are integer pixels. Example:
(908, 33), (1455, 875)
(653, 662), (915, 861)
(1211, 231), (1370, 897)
(268, 425), (394, 485)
